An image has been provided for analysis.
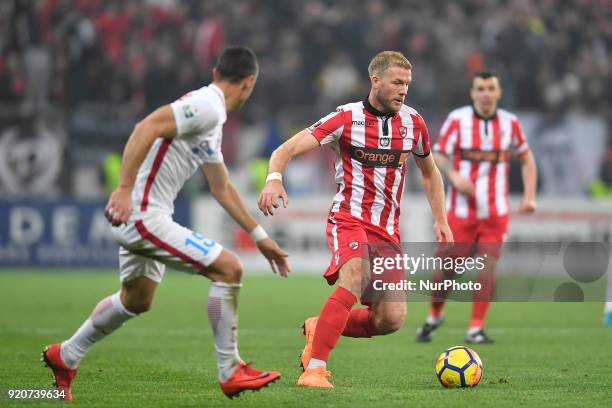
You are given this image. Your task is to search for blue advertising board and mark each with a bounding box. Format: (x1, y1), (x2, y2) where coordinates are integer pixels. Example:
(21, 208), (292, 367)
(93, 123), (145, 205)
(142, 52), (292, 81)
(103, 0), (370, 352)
(0, 200), (190, 267)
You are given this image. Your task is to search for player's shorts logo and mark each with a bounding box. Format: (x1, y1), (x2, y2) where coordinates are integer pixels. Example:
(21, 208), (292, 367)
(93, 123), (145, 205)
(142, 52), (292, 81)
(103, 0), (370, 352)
(348, 241), (359, 250)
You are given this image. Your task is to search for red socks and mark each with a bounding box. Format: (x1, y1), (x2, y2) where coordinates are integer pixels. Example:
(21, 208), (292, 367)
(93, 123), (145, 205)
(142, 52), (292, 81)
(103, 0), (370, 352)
(342, 308), (378, 338)
(469, 270), (495, 328)
(311, 287), (356, 361)
(429, 269), (448, 318)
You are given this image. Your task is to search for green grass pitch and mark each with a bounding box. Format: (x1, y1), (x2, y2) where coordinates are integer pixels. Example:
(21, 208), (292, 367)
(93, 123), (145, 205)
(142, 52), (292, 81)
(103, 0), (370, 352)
(1, 271), (611, 407)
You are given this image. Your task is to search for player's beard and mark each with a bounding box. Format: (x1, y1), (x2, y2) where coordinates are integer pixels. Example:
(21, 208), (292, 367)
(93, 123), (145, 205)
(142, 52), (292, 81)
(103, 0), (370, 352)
(376, 91), (401, 114)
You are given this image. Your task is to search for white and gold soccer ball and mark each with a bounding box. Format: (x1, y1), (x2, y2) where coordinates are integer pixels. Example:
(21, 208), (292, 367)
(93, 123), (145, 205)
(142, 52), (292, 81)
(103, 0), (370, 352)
(435, 346), (483, 388)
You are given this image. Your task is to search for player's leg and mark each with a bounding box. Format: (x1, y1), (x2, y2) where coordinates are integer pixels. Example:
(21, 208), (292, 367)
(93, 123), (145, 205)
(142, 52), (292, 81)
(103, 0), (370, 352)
(297, 258), (361, 388)
(132, 215), (279, 397)
(43, 250), (163, 401)
(343, 239), (406, 338)
(368, 300), (407, 334)
(199, 249), (281, 397)
(199, 250), (244, 381)
(465, 217), (507, 343)
(465, 251), (497, 343)
(417, 218), (477, 342)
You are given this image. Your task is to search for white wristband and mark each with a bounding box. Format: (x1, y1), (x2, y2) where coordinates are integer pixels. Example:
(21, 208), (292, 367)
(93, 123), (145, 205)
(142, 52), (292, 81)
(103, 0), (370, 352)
(265, 172), (283, 183)
(250, 225), (268, 242)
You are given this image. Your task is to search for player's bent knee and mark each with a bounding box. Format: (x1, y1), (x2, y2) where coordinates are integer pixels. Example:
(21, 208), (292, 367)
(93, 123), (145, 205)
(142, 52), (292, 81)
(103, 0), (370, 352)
(375, 306), (407, 334)
(204, 250), (243, 284)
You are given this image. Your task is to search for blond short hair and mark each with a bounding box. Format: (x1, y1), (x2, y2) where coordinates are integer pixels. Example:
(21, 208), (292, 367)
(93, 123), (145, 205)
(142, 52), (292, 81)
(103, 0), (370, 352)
(368, 51), (412, 77)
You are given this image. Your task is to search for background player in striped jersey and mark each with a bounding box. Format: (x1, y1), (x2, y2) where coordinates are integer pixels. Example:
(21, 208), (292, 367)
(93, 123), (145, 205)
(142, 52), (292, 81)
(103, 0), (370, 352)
(258, 51), (453, 388)
(41, 47), (289, 400)
(416, 69), (538, 344)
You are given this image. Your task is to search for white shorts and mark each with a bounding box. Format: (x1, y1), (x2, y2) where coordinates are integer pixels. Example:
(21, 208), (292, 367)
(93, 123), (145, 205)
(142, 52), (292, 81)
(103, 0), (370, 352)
(111, 212), (223, 283)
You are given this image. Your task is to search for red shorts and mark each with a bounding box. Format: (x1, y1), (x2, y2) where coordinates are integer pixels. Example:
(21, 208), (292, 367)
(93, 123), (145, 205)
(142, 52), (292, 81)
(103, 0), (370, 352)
(446, 213), (508, 258)
(323, 211), (402, 286)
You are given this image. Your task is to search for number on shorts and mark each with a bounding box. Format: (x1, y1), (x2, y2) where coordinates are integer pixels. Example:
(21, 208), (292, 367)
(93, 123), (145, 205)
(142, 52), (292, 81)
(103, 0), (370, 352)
(185, 232), (216, 255)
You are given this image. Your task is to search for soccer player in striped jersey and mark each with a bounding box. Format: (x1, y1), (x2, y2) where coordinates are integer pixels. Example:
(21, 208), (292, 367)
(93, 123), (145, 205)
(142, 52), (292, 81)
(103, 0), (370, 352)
(416, 69), (538, 344)
(41, 47), (288, 401)
(258, 51), (453, 388)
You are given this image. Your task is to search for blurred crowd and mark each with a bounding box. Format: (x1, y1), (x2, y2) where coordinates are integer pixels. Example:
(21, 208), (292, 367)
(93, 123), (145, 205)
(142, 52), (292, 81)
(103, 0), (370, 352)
(0, 0), (610, 197)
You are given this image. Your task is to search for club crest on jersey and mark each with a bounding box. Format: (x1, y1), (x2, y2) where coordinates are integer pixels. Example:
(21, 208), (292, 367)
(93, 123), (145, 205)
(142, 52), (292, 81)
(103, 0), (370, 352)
(380, 137), (391, 147)
(183, 104), (198, 118)
(399, 126), (408, 138)
(348, 241), (359, 250)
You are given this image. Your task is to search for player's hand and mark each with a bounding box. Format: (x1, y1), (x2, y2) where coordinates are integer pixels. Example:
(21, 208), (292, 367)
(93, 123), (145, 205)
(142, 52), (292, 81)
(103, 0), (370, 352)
(256, 238), (290, 277)
(518, 198), (536, 214)
(433, 220), (454, 243)
(449, 172), (475, 196)
(258, 180), (289, 216)
(105, 187), (132, 227)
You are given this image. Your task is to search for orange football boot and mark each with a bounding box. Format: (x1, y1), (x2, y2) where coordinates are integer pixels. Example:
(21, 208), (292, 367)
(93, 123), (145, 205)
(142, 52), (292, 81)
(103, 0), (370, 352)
(41, 344), (77, 401)
(219, 362), (280, 399)
(299, 317), (318, 371)
(297, 366), (333, 388)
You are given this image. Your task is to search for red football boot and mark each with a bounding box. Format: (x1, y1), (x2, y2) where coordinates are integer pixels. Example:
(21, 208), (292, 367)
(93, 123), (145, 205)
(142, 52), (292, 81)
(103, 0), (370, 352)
(41, 344), (77, 401)
(219, 362), (280, 399)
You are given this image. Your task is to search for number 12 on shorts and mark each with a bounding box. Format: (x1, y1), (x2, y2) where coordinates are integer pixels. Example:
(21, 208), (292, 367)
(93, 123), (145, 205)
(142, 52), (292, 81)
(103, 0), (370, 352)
(185, 232), (216, 255)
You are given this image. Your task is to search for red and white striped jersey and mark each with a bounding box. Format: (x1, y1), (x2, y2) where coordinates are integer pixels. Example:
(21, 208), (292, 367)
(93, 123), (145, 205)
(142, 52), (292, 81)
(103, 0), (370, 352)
(308, 98), (431, 239)
(131, 84), (226, 216)
(434, 105), (530, 220)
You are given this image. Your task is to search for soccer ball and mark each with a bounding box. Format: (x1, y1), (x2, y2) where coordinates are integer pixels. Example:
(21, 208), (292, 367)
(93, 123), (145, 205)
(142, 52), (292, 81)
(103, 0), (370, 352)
(435, 346), (483, 388)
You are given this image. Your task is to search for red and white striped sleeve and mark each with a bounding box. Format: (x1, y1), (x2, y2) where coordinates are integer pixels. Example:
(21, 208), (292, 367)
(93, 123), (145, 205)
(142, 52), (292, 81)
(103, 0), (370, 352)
(434, 115), (460, 156)
(412, 113), (431, 157)
(307, 109), (345, 145)
(511, 118), (530, 157)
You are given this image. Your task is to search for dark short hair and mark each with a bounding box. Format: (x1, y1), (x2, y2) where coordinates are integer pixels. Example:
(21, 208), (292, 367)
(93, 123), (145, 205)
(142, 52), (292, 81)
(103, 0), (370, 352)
(473, 69), (500, 81)
(215, 46), (259, 83)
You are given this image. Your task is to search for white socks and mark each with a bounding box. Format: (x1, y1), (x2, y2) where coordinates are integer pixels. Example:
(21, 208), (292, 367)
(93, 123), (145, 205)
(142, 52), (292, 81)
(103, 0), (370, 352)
(208, 282), (243, 382)
(61, 292), (136, 369)
(307, 358), (327, 369)
(426, 314), (442, 325)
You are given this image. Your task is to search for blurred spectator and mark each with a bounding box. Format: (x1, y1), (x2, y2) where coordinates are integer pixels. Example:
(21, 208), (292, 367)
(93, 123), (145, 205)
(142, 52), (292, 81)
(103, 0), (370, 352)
(0, 0), (609, 197)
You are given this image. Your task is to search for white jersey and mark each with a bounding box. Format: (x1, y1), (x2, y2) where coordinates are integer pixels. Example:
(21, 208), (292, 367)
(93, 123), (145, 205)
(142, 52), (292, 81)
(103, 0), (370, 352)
(131, 84), (227, 216)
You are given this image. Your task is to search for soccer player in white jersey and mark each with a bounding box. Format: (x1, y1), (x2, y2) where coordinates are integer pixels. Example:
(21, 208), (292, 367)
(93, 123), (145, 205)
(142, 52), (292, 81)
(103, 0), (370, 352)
(416, 69), (538, 344)
(258, 51), (452, 388)
(41, 46), (289, 400)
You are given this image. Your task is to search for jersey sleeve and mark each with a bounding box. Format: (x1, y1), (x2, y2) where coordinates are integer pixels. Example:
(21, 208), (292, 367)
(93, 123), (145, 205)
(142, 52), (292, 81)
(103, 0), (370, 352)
(412, 113), (431, 157)
(434, 115), (460, 156)
(511, 118), (530, 157)
(306, 109), (345, 145)
(170, 90), (225, 163)
(170, 91), (220, 137)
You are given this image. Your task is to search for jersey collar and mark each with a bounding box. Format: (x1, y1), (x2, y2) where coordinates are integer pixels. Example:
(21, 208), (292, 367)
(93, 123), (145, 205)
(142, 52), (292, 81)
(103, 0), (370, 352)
(363, 96), (396, 118)
(472, 104), (497, 120)
(209, 83), (226, 108)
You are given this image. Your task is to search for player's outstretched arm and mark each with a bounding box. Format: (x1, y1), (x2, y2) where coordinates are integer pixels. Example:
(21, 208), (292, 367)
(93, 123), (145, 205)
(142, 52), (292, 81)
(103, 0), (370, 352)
(202, 162), (290, 277)
(105, 106), (177, 226)
(518, 150), (537, 213)
(258, 129), (320, 216)
(414, 154), (454, 243)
